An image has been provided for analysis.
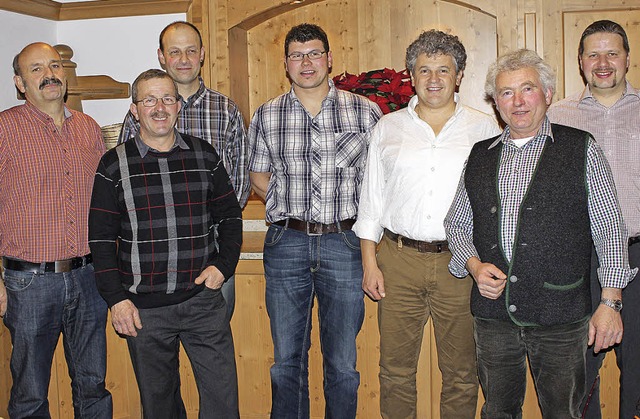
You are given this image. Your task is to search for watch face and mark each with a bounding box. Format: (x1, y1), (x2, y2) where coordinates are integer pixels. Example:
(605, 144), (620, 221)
(614, 300), (623, 311)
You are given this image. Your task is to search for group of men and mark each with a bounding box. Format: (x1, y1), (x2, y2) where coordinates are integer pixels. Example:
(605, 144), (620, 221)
(0, 16), (637, 419)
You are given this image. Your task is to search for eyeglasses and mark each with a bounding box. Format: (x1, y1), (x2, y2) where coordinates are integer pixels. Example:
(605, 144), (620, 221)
(136, 96), (178, 107)
(286, 50), (326, 61)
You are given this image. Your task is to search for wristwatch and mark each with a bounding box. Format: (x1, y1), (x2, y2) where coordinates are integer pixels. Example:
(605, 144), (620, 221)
(600, 298), (623, 312)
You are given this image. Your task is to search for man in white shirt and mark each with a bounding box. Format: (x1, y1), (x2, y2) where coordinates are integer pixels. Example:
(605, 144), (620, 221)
(353, 30), (500, 418)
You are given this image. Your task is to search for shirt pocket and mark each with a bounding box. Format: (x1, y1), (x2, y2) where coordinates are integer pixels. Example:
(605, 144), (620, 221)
(334, 131), (367, 168)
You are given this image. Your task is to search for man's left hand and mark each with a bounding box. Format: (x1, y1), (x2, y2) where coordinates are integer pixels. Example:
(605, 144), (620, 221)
(195, 265), (225, 290)
(588, 304), (623, 353)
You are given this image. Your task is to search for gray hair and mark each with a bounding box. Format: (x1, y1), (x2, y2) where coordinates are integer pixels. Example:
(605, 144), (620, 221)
(405, 29), (467, 75)
(131, 69), (178, 102)
(485, 49), (555, 99)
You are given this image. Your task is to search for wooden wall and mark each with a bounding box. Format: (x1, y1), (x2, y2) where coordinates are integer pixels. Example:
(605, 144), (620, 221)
(2, 0), (639, 418)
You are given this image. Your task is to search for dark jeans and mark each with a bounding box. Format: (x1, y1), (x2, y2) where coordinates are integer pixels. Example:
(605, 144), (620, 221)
(126, 287), (239, 419)
(263, 225), (365, 419)
(582, 242), (640, 419)
(2, 264), (112, 419)
(475, 317), (589, 419)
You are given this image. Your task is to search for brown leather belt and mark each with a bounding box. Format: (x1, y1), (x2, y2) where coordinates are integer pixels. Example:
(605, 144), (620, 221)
(384, 230), (449, 253)
(630, 235), (640, 247)
(273, 218), (355, 235)
(2, 254), (93, 273)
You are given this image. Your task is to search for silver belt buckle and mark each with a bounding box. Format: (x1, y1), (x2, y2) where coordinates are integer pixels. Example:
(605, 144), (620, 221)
(54, 259), (72, 273)
(306, 222), (323, 236)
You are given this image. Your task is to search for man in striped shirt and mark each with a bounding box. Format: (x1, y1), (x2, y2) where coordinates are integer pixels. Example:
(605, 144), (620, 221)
(547, 20), (640, 419)
(0, 42), (112, 418)
(248, 24), (382, 419)
(445, 49), (635, 418)
(118, 21), (249, 320)
(90, 69), (242, 418)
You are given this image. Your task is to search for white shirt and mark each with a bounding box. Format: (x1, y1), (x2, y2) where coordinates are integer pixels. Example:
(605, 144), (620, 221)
(353, 94), (501, 242)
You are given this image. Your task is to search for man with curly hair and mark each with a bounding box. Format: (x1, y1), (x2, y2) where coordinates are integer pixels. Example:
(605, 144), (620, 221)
(353, 29), (500, 418)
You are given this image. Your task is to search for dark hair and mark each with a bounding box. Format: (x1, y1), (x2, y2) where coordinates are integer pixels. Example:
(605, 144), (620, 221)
(578, 20), (629, 56)
(159, 21), (203, 51)
(12, 53), (21, 76)
(405, 29), (467, 74)
(284, 23), (329, 57)
(131, 69), (178, 102)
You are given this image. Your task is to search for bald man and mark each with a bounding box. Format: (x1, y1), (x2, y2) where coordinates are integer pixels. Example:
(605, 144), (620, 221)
(0, 42), (112, 418)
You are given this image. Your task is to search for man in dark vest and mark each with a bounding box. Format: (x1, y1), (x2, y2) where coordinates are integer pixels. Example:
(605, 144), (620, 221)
(444, 49), (636, 418)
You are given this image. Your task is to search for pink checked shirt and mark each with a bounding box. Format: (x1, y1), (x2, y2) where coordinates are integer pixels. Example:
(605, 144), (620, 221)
(0, 101), (105, 262)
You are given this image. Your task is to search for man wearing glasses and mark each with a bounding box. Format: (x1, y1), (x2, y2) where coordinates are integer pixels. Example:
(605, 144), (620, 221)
(90, 69), (243, 418)
(118, 21), (249, 322)
(248, 23), (382, 419)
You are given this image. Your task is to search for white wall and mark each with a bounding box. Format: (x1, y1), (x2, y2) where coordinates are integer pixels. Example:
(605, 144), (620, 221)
(57, 13), (185, 126)
(0, 9), (185, 126)
(0, 11), (56, 113)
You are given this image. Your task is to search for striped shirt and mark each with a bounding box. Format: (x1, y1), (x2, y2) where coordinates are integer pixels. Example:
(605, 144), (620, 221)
(248, 80), (382, 224)
(89, 132), (242, 309)
(548, 81), (640, 236)
(119, 78), (251, 207)
(445, 118), (636, 289)
(0, 102), (105, 262)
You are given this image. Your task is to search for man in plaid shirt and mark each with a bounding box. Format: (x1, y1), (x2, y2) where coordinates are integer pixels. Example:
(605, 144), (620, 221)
(90, 69), (242, 418)
(248, 24), (382, 419)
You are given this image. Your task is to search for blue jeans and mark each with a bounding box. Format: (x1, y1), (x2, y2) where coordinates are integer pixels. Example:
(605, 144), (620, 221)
(263, 225), (365, 419)
(582, 242), (640, 419)
(126, 287), (238, 419)
(475, 317), (589, 419)
(2, 264), (112, 419)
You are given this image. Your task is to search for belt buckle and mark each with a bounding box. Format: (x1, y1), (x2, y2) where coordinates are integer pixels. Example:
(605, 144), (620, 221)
(306, 222), (323, 236)
(54, 259), (72, 272)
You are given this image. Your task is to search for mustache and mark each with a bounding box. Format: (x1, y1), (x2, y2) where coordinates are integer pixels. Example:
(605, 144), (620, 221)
(39, 77), (63, 90)
(150, 110), (170, 119)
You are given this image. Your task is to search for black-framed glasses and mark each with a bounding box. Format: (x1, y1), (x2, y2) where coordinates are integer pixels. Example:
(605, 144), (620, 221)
(287, 50), (326, 61)
(136, 96), (178, 107)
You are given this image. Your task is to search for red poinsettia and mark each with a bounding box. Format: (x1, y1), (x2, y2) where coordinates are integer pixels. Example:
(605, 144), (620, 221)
(333, 68), (414, 114)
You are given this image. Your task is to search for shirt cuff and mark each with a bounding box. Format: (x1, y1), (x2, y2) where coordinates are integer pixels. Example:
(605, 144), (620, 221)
(448, 244), (479, 278)
(597, 266), (638, 289)
(352, 219), (384, 243)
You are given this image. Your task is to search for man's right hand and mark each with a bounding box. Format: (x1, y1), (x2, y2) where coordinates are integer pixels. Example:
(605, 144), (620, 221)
(466, 256), (507, 299)
(363, 264), (386, 301)
(111, 299), (142, 337)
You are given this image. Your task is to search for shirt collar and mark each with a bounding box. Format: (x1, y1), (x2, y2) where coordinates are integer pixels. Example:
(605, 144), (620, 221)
(134, 129), (189, 158)
(180, 77), (207, 107)
(24, 101), (72, 124)
(578, 80), (640, 104)
(287, 78), (337, 107)
(489, 116), (554, 149)
(407, 92), (462, 121)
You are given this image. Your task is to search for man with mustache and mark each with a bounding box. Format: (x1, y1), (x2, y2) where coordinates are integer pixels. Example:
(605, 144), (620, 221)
(548, 20), (640, 419)
(118, 21), (250, 322)
(0, 42), (112, 418)
(353, 30), (500, 418)
(89, 69), (242, 418)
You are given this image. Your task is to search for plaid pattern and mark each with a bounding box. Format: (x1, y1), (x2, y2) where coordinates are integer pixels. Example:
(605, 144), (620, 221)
(0, 102), (104, 262)
(445, 118), (634, 289)
(548, 81), (640, 236)
(89, 132), (242, 308)
(248, 80), (382, 224)
(119, 78), (251, 207)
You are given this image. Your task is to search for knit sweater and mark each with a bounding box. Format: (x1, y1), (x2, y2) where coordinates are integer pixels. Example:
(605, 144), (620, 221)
(89, 132), (242, 309)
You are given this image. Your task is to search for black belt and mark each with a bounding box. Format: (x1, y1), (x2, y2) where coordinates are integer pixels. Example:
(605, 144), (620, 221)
(385, 230), (449, 253)
(2, 254), (93, 273)
(273, 218), (355, 235)
(630, 235), (640, 246)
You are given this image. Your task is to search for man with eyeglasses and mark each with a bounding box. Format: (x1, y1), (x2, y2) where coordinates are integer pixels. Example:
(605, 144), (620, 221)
(90, 69), (242, 418)
(248, 23), (382, 419)
(118, 21), (249, 322)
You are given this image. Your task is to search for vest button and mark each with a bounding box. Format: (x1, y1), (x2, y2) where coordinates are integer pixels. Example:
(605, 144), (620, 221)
(510, 275), (518, 283)
(490, 206), (497, 214)
(508, 304), (517, 313)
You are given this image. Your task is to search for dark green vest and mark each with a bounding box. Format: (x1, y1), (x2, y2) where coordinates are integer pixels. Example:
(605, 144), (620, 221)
(465, 124), (592, 326)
